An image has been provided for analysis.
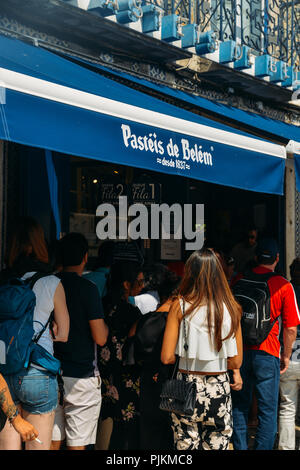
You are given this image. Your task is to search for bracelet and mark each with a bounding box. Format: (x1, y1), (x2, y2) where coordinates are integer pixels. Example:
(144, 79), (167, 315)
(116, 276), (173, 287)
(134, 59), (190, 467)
(8, 407), (19, 424)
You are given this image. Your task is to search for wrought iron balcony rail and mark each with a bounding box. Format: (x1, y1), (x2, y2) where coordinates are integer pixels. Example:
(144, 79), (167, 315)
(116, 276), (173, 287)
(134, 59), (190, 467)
(146, 0), (300, 68)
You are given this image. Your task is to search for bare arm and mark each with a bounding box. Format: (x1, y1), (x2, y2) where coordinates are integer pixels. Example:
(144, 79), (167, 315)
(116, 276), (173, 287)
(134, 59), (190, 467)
(0, 373), (18, 421)
(0, 374), (38, 441)
(89, 319), (109, 347)
(280, 326), (297, 374)
(227, 322), (243, 370)
(230, 369), (243, 391)
(52, 282), (70, 343)
(128, 321), (138, 338)
(161, 300), (181, 365)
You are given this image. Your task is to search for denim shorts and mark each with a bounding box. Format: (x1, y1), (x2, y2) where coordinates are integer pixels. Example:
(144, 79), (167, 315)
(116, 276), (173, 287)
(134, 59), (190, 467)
(4, 366), (58, 415)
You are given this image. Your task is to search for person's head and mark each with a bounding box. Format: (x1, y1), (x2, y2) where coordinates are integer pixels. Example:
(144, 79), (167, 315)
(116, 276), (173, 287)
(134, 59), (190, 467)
(158, 270), (181, 305)
(108, 261), (144, 302)
(96, 241), (115, 268)
(179, 248), (241, 351)
(59, 233), (89, 272)
(7, 216), (49, 268)
(142, 264), (169, 295)
(223, 254), (235, 280)
(207, 247), (233, 280)
(247, 227), (258, 247)
(211, 248), (227, 273)
(255, 238), (279, 269)
(290, 257), (300, 284)
(49, 239), (63, 273)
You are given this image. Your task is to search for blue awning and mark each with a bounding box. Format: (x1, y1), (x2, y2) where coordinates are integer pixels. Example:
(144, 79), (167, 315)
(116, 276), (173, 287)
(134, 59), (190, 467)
(0, 34), (286, 195)
(73, 57), (300, 144)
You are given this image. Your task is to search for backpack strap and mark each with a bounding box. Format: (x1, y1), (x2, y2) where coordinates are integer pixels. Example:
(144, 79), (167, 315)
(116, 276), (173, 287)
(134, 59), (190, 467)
(33, 311), (55, 344)
(25, 272), (50, 289)
(240, 270), (280, 330)
(25, 272), (57, 343)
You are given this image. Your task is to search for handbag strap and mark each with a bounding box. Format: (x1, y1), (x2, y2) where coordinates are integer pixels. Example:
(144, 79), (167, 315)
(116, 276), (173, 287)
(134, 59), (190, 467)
(182, 299), (190, 374)
(170, 298), (190, 380)
(169, 298), (190, 380)
(171, 356), (180, 380)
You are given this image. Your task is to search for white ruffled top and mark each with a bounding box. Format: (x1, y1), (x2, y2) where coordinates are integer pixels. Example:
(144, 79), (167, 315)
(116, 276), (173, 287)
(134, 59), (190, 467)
(175, 299), (238, 373)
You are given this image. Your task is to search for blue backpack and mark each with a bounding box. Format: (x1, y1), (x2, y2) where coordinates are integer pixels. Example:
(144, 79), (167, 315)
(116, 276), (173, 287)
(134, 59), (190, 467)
(0, 273), (58, 376)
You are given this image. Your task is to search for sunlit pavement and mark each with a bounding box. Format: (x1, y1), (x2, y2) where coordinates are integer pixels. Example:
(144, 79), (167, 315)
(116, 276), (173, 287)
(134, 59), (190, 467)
(229, 424), (300, 450)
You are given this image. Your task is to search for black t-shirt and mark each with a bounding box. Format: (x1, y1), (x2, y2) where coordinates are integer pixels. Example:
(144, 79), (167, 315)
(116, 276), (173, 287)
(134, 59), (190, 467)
(54, 271), (104, 378)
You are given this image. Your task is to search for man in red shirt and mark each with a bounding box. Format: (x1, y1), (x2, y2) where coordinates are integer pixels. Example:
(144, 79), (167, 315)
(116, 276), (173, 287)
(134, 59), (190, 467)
(231, 238), (300, 450)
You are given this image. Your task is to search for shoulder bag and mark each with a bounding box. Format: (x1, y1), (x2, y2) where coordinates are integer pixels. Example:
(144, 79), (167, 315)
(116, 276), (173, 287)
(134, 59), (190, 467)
(159, 299), (196, 416)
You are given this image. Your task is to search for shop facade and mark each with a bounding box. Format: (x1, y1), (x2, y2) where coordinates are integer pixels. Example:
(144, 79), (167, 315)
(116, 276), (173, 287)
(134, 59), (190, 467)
(0, 2), (299, 275)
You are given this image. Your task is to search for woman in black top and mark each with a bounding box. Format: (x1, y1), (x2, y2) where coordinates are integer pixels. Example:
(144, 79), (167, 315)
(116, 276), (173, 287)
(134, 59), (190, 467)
(97, 261), (144, 450)
(134, 270), (181, 450)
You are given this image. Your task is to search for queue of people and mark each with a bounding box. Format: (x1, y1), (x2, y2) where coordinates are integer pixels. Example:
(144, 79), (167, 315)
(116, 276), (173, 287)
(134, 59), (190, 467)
(0, 217), (300, 451)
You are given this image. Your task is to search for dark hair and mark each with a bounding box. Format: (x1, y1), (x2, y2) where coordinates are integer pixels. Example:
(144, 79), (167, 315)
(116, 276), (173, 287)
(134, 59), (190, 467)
(105, 260), (143, 306)
(49, 239), (63, 271)
(158, 270), (181, 304)
(223, 254), (234, 267)
(59, 233), (89, 267)
(96, 241), (115, 268)
(179, 248), (241, 352)
(141, 263), (181, 303)
(142, 264), (169, 293)
(7, 216), (49, 267)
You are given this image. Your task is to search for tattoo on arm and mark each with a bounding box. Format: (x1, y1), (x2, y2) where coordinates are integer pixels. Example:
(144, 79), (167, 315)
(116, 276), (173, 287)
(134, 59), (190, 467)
(0, 386), (17, 420)
(0, 387), (6, 408)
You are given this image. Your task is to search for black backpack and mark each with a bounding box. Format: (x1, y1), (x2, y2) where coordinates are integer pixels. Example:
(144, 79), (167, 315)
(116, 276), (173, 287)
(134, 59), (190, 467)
(232, 271), (278, 346)
(134, 310), (168, 365)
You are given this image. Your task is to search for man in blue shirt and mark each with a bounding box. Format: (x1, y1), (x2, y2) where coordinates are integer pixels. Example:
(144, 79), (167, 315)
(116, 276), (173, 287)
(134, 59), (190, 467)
(83, 241), (115, 298)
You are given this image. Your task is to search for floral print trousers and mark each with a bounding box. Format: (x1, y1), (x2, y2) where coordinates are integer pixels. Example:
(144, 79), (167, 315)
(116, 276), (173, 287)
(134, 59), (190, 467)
(171, 372), (233, 450)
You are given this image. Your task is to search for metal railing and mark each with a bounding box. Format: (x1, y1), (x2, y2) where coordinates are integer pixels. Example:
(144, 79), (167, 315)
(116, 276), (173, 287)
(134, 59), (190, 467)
(146, 0), (300, 67)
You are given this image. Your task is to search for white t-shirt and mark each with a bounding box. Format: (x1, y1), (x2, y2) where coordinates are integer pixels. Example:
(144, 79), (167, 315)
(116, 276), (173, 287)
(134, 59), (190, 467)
(134, 290), (160, 315)
(22, 272), (61, 355)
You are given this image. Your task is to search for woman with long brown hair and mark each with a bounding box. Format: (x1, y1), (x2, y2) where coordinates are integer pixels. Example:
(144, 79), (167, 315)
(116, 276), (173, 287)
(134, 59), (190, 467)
(6, 216), (49, 270)
(161, 248), (243, 450)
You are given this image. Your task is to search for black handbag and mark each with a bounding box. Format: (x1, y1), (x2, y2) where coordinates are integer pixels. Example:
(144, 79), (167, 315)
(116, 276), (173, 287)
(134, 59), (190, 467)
(159, 300), (196, 416)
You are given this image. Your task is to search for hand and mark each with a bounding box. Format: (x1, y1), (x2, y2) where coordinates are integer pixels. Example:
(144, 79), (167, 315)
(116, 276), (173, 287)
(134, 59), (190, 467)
(230, 369), (243, 391)
(11, 414), (39, 442)
(280, 355), (290, 375)
(51, 321), (58, 340)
